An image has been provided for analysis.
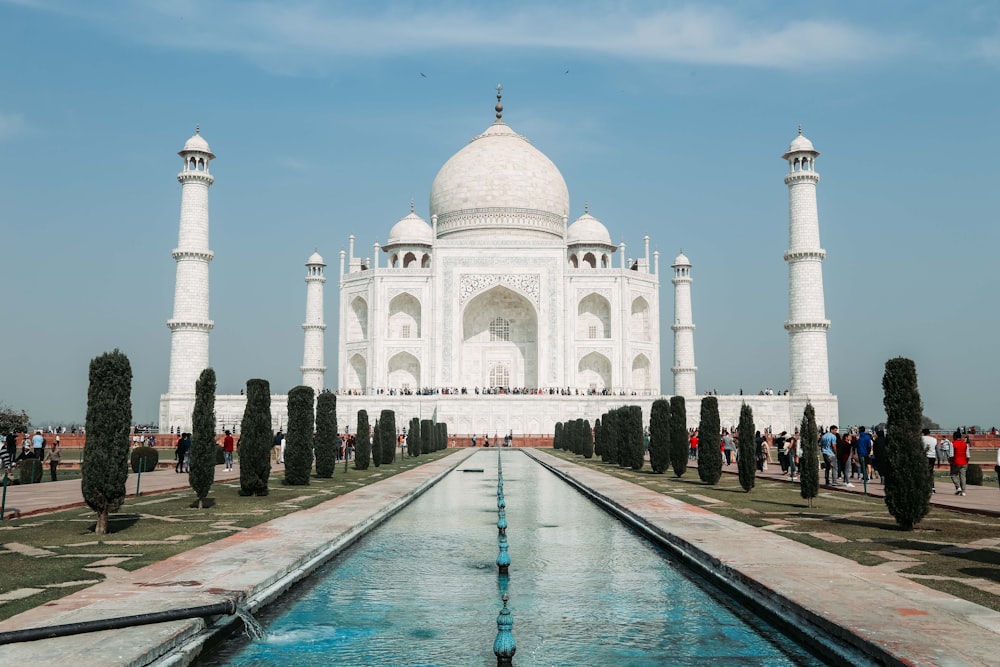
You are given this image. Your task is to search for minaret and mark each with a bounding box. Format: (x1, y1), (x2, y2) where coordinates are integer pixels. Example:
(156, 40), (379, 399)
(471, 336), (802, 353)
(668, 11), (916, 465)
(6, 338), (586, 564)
(167, 127), (215, 399)
(783, 128), (831, 395)
(301, 250), (327, 393)
(671, 252), (697, 396)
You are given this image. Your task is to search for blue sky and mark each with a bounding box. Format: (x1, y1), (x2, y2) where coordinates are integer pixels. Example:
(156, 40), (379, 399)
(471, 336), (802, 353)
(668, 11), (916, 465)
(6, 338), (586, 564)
(2, 0), (998, 429)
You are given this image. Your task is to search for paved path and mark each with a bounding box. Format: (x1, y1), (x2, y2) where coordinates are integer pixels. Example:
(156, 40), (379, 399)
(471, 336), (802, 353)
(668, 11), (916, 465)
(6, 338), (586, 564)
(1, 463), (265, 519)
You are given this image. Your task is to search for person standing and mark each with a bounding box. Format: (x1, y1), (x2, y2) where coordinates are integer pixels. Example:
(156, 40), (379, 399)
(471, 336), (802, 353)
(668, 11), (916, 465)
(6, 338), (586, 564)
(174, 433), (186, 473)
(921, 428), (938, 493)
(820, 426), (839, 486)
(951, 430), (970, 497)
(994, 445), (1000, 492)
(855, 426), (873, 483)
(31, 430), (45, 461)
(223, 430), (235, 471)
(786, 436), (799, 481)
(722, 430), (735, 465)
(45, 440), (61, 481)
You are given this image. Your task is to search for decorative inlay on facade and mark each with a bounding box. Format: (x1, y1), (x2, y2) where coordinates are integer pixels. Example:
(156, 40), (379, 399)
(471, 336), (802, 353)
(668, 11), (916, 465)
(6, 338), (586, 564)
(437, 207), (564, 238)
(460, 273), (540, 305)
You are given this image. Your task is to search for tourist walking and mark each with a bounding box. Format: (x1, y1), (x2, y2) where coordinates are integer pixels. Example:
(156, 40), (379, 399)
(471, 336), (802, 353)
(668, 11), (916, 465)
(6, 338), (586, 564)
(820, 426), (838, 486)
(174, 433), (187, 473)
(786, 436), (799, 481)
(45, 440), (61, 481)
(855, 426), (873, 483)
(950, 430), (970, 496)
(921, 429), (938, 493)
(995, 446), (1000, 491)
(873, 428), (889, 487)
(722, 430), (735, 465)
(223, 430), (235, 471)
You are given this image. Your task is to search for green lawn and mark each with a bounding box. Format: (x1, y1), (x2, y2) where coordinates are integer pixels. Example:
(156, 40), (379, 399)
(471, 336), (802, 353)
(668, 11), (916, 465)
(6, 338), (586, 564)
(549, 449), (1000, 612)
(0, 450), (455, 621)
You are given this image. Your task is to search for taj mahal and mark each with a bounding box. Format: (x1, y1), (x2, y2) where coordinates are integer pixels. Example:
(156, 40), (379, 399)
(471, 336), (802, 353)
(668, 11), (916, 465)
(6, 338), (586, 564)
(159, 89), (838, 436)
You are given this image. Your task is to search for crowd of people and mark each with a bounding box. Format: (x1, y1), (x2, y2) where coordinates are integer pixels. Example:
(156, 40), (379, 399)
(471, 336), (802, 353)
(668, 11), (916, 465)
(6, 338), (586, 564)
(1, 430), (63, 481)
(335, 385), (651, 397)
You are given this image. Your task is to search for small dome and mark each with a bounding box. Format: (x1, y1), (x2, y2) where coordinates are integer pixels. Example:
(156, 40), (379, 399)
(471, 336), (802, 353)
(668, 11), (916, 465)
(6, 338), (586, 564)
(784, 129), (818, 158)
(386, 211), (433, 246)
(673, 251), (691, 266)
(181, 130), (213, 155)
(307, 250), (325, 265)
(567, 213), (613, 247)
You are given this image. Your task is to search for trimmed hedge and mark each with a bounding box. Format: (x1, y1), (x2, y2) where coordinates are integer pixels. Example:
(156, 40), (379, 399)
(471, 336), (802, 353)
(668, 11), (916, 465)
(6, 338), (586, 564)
(130, 446), (160, 473)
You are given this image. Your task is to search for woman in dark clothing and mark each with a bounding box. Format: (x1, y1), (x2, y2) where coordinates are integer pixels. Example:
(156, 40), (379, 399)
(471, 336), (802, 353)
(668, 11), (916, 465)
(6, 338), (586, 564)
(872, 428), (889, 489)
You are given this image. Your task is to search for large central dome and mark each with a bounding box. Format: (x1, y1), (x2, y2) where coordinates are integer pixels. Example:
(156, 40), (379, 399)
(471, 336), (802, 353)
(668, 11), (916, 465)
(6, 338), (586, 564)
(429, 119), (570, 240)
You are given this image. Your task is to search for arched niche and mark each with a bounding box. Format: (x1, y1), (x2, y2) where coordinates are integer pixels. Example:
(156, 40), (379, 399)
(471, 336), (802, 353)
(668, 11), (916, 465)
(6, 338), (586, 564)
(348, 296), (368, 341)
(348, 353), (367, 391)
(388, 292), (421, 339)
(403, 251), (418, 268)
(387, 351), (420, 390)
(577, 292), (611, 339)
(632, 354), (650, 393)
(578, 351), (611, 390)
(631, 296), (650, 341)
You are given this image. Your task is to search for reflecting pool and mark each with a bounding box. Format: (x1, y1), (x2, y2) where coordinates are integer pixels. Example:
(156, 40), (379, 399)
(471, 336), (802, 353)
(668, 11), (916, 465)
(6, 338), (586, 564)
(200, 450), (824, 666)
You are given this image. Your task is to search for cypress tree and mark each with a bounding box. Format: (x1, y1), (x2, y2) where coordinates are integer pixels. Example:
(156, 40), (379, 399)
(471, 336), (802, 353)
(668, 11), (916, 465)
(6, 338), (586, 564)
(189, 368), (217, 508)
(799, 403), (820, 507)
(82, 349), (132, 535)
(554, 422), (563, 450)
(605, 410), (620, 465)
(440, 422), (449, 450)
(239, 379), (272, 496)
(284, 385), (314, 485)
(371, 417), (381, 467)
(697, 396), (723, 484)
(593, 418), (604, 459)
(572, 419), (582, 455)
(354, 410), (371, 470)
(380, 410), (397, 464)
(736, 403), (756, 492)
(314, 392), (337, 478)
(407, 417), (420, 457)
(649, 399), (671, 474)
(582, 419), (594, 459)
(435, 423), (445, 451)
(883, 357), (930, 530)
(669, 396), (688, 478)
(420, 419), (432, 455)
(625, 406), (645, 470)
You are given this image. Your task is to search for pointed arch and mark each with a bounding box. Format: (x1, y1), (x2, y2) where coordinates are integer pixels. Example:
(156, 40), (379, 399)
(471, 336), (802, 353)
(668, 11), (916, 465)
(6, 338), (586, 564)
(632, 354), (650, 393)
(348, 296), (368, 341)
(348, 353), (367, 391)
(387, 351), (420, 390)
(631, 296), (650, 341)
(388, 292), (421, 339)
(577, 292), (611, 339)
(578, 351), (611, 391)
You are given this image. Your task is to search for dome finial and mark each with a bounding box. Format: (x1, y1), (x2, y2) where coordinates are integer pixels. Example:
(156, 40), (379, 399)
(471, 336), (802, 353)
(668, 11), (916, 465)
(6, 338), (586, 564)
(495, 83), (503, 120)
(797, 124), (802, 136)
(410, 199), (415, 214)
(196, 123), (201, 135)
(584, 200), (589, 214)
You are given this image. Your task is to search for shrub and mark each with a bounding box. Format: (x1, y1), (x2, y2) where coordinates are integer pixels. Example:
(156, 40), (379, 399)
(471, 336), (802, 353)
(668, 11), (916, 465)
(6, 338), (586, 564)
(669, 396), (688, 478)
(604, 410), (620, 466)
(314, 393), (337, 478)
(284, 385), (315, 485)
(649, 399), (671, 474)
(371, 418), (381, 468)
(215, 445), (225, 465)
(967, 463), (984, 486)
(624, 406), (644, 470)
(697, 396), (722, 485)
(130, 446), (159, 473)
(19, 458), (43, 484)
(189, 368), (217, 507)
(379, 410), (397, 464)
(420, 419), (432, 455)
(883, 357), (930, 530)
(354, 410), (371, 470)
(554, 422), (563, 450)
(440, 422), (449, 450)
(238, 379), (272, 497)
(407, 417), (420, 457)
(799, 403), (820, 506)
(582, 419), (594, 459)
(593, 418), (604, 459)
(82, 349), (132, 534)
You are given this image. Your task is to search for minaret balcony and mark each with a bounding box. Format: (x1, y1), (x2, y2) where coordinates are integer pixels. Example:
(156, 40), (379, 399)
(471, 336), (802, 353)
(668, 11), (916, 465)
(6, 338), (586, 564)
(167, 320), (214, 332)
(783, 320), (830, 332)
(783, 249), (826, 262)
(172, 249), (215, 261)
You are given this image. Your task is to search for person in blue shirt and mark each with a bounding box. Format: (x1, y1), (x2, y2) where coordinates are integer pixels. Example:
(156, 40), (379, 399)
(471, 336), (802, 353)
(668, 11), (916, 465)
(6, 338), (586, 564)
(855, 426), (873, 482)
(820, 425), (839, 486)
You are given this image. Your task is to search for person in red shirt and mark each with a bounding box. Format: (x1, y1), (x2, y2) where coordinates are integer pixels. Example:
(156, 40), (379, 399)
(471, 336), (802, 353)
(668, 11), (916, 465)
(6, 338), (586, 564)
(223, 430), (235, 471)
(950, 430), (970, 496)
(689, 431), (699, 460)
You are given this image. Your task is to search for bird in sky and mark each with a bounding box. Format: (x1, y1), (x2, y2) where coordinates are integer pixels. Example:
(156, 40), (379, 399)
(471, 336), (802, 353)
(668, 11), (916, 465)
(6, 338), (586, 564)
(420, 72), (428, 78)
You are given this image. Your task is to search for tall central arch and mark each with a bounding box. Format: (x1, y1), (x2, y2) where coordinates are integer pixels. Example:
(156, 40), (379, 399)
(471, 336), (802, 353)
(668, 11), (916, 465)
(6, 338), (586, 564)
(461, 285), (538, 388)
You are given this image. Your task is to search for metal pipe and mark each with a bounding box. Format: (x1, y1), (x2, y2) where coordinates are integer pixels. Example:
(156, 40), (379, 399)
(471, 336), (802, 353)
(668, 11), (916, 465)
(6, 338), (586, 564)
(0, 599), (238, 645)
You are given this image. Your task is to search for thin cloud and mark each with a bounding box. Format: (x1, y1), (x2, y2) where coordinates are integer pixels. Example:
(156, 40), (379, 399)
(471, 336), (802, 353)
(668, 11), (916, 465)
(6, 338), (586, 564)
(12, 1), (918, 72)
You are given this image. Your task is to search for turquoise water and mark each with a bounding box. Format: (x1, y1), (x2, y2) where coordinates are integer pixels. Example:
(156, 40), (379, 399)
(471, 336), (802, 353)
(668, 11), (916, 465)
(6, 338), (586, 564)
(200, 451), (824, 666)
